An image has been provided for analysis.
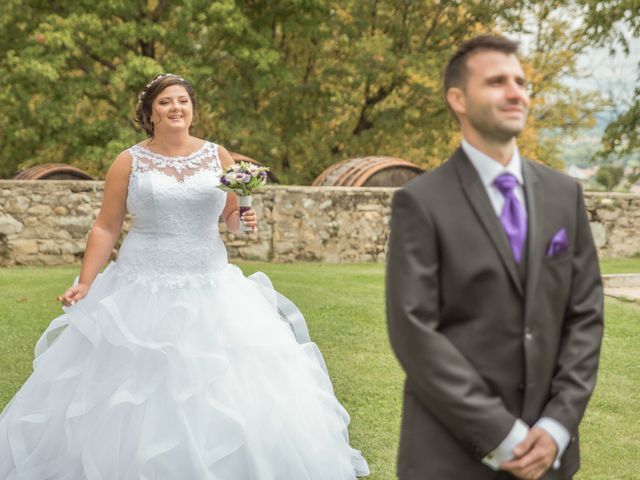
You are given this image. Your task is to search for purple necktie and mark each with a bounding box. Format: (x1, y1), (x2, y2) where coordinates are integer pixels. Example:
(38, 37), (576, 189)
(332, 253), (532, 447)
(493, 173), (527, 263)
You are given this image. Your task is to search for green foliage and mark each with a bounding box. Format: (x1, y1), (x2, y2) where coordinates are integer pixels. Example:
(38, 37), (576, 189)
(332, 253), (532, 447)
(624, 163), (640, 189)
(594, 164), (625, 191)
(499, 0), (609, 167)
(601, 90), (640, 156)
(183, 0), (512, 182)
(0, 1), (628, 182)
(579, 0), (640, 157)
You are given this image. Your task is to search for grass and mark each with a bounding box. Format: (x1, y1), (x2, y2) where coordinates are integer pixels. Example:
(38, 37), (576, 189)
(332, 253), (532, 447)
(599, 257), (640, 274)
(0, 261), (638, 479)
(0, 263), (402, 478)
(576, 298), (640, 479)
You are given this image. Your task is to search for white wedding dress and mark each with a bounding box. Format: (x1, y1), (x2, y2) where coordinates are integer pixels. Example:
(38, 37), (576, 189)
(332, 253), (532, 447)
(0, 142), (369, 480)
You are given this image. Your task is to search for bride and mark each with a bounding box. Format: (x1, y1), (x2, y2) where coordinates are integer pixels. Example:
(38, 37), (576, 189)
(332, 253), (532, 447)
(0, 73), (369, 479)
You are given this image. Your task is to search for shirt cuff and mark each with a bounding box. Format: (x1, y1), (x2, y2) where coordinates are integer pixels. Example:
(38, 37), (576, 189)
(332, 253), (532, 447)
(482, 419), (529, 470)
(535, 417), (571, 470)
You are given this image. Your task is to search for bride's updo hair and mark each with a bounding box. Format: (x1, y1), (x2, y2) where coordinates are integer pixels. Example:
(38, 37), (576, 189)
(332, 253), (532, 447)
(135, 73), (197, 137)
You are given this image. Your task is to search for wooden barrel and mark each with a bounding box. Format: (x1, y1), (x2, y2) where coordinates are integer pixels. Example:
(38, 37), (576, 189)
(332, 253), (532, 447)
(312, 156), (423, 187)
(13, 163), (94, 180)
(229, 151), (280, 184)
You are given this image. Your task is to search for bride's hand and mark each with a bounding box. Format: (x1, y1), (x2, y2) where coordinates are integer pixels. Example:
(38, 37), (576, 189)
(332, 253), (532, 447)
(241, 208), (258, 231)
(58, 283), (90, 306)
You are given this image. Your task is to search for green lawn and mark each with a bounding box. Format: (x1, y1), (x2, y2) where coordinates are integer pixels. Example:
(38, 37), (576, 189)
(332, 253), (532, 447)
(0, 262), (638, 479)
(600, 257), (640, 274)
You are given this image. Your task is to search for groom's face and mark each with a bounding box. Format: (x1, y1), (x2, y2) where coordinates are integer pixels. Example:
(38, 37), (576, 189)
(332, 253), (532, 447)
(453, 50), (530, 142)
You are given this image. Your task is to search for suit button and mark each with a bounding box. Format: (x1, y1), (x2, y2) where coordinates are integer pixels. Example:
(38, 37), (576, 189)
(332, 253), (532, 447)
(524, 327), (533, 340)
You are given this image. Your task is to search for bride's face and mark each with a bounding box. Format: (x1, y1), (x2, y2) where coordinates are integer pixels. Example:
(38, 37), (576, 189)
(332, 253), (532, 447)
(151, 85), (193, 133)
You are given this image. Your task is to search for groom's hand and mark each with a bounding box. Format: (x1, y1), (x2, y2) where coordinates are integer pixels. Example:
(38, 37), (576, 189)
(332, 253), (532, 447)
(500, 427), (558, 479)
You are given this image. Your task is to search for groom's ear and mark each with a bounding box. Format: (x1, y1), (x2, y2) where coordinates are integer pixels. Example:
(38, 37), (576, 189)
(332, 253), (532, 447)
(446, 87), (466, 121)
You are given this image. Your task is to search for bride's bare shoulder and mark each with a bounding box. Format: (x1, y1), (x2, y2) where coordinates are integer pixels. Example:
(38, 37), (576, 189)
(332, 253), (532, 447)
(216, 144), (235, 168)
(114, 148), (134, 166)
(105, 150), (134, 183)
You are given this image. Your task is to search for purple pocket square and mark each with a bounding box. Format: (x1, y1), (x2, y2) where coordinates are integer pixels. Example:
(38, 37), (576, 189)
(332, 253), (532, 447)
(546, 228), (569, 257)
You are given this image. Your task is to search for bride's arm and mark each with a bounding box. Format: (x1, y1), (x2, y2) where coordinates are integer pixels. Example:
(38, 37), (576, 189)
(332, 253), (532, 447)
(219, 146), (257, 233)
(60, 151), (131, 305)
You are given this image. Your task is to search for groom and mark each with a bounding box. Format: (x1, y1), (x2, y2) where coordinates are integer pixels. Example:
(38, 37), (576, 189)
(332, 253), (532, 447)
(386, 35), (603, 479)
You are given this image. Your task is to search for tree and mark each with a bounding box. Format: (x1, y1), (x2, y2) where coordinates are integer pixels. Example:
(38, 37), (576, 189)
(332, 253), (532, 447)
(197, 0), (521, 181)
(594, 164), (624, 190)
(495, 0), (610, 168)
(0, 0), (620, 183)
(578, 0), (640, 157)
(0, 0), (180, 177)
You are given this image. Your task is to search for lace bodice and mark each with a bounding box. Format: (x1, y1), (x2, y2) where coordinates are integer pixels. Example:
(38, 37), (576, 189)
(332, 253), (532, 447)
(115, 141), (229, 289)
(129, 142), (221, 182)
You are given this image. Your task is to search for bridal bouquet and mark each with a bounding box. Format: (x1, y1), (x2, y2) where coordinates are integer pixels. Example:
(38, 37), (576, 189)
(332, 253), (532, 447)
(218, 162), (270, 232)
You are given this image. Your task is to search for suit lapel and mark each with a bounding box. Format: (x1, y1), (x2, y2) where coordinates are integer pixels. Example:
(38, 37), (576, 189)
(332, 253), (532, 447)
(522, 159), (543, 312)
(452, 149), (524, 297)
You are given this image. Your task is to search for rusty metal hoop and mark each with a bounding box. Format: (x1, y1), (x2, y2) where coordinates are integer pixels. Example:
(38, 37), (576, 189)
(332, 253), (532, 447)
(312, 156), (423, 187)
(13, 163), (94, 180)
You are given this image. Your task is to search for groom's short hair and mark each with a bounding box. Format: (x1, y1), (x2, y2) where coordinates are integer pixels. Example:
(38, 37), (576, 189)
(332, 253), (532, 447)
(443, 35), (520, 117)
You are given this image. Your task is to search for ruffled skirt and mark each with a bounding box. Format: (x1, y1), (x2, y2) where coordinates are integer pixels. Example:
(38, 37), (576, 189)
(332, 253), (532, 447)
(0, 263), (369, 479)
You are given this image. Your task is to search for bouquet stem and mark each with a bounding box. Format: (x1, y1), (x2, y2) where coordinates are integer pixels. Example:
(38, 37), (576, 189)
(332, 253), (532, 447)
(238, 195), (253, 233)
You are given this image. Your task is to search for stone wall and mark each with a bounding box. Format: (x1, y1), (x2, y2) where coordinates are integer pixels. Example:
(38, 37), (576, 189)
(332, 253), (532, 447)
(0, 180), (638, 266)
(586, 193), (640, 258)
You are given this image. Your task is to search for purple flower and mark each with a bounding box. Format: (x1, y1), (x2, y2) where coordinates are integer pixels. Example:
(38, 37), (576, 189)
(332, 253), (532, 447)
(242, 173), (252, 183)
(220, 175), (230, 186)
(258, 171), (268, 178)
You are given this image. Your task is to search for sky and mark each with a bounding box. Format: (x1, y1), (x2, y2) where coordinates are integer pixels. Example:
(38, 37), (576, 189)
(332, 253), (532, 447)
(512, 18), (639, 121)
(573, 35), (640, 115)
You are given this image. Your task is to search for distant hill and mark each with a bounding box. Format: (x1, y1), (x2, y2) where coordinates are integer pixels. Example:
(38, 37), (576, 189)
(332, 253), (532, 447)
(551, 109), (639, 167)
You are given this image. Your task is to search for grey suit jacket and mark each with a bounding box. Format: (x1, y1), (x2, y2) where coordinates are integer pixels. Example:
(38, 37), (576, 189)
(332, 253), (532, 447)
(386, 148), (604, 479)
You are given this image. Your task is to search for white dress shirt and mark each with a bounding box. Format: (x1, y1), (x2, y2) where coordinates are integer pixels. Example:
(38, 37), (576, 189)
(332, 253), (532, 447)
(460, 139), (571, 471)
(461, 139), (526, 215)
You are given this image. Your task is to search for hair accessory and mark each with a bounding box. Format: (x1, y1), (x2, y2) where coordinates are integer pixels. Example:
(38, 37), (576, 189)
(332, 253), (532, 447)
(137, 73), (186, 104)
